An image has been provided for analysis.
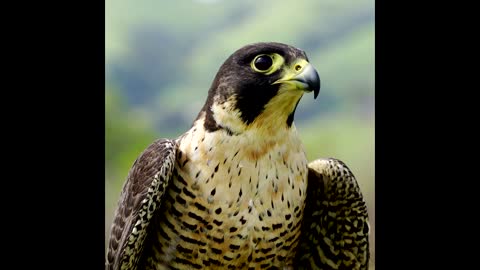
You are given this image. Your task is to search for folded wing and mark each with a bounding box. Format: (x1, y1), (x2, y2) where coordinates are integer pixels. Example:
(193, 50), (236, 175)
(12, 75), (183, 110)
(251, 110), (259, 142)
(295, 158), (370, 270)
(106, 139), (177, 270)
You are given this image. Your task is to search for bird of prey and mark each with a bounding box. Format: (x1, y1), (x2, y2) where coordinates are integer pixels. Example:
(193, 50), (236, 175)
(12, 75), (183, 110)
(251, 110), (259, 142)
(106, 42), (370, 270)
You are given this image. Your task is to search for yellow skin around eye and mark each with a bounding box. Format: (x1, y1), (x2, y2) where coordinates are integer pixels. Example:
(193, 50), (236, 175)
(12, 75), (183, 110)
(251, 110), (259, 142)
(250, 53), (285, 75)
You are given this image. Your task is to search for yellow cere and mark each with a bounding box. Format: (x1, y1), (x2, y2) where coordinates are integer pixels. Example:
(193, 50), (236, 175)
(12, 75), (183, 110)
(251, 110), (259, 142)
(279, 59), (310, 82)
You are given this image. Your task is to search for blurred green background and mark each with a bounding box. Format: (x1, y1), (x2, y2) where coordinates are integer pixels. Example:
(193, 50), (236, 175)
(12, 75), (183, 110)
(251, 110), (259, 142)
(105, 0), (374, 268)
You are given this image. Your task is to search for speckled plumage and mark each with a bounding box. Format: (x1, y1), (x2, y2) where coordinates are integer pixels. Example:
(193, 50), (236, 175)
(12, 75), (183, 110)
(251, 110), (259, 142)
(296, 159), (370, 269)
(106, 42), (369, 270)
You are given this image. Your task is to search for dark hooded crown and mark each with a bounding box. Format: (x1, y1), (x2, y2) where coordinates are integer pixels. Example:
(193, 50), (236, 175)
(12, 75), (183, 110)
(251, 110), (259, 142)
(199, 42), (309, 131)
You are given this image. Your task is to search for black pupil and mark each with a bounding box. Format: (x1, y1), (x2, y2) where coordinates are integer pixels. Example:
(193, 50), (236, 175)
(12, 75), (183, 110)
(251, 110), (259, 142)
(254, 55), (273, 71)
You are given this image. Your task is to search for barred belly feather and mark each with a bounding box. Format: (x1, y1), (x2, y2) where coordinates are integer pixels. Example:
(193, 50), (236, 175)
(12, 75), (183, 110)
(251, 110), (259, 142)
(141, 118), (308, 269)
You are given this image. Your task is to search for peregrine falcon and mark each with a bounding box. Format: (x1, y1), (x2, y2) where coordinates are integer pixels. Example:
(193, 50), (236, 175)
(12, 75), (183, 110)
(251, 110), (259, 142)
(106, 42), (370, 270)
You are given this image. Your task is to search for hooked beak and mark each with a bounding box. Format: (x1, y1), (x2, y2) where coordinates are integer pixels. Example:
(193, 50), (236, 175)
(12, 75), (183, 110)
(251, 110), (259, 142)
(273, 62), (321, 99)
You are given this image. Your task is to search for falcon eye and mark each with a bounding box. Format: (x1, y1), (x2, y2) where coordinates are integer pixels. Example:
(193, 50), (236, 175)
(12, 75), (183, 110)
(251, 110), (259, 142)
(250, 53), (284, 75)
(252, 55), (273, 72)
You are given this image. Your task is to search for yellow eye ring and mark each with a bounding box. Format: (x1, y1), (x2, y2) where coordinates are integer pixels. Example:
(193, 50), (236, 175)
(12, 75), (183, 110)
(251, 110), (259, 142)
(250, 53), (284, 75)
(252, 54), (273, 72)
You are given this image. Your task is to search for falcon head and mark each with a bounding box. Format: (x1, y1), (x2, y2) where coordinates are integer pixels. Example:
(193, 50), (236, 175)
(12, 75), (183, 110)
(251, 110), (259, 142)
(199, 42), (320, 135)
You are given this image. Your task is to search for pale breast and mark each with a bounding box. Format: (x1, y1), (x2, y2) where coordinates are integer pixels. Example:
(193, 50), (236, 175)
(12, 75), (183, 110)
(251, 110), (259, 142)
(143, 125), (308, 269)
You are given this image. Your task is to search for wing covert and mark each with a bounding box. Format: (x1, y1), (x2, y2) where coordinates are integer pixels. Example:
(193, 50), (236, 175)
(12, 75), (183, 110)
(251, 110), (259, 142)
(106, 139), (177, 270)
(296, 158), (370, 270)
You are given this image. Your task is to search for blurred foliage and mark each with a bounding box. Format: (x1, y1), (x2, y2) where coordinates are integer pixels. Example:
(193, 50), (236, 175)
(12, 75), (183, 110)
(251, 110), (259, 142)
(106, 0), (374, 268)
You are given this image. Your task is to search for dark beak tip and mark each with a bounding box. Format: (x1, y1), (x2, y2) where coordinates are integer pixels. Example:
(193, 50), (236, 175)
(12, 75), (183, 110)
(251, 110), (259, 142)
(311, 74), (320, 99)
(306, 66), (320, 100)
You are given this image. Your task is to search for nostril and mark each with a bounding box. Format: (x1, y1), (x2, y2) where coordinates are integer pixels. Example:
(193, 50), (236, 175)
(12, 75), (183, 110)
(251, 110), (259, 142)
(295, 64), (302, 71)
